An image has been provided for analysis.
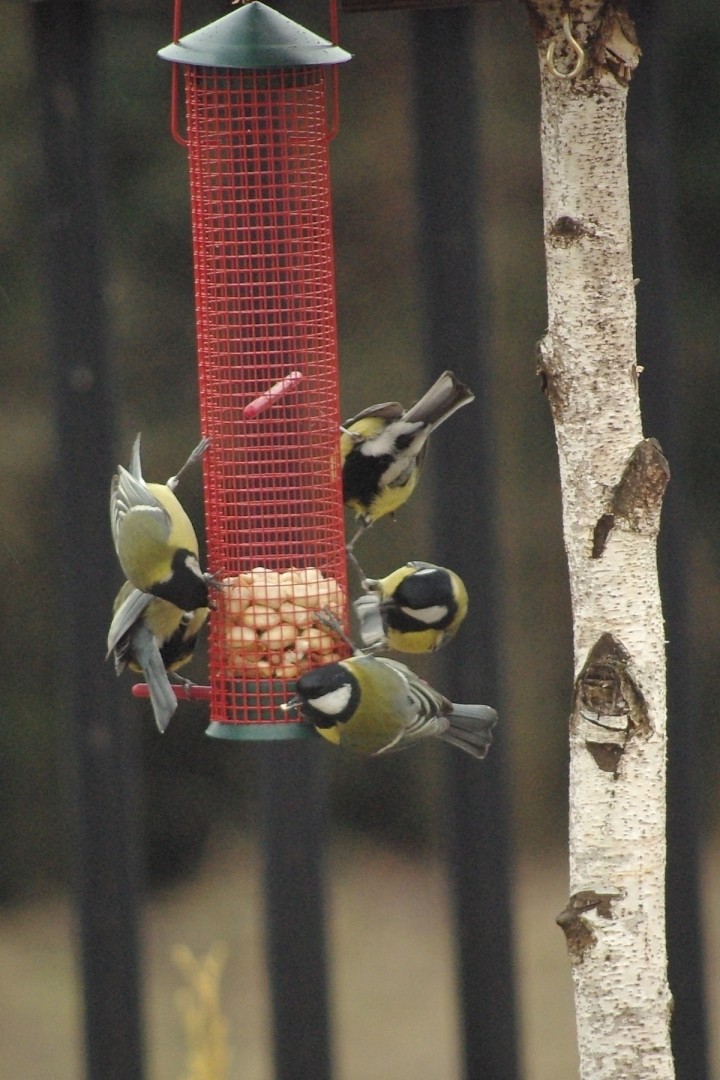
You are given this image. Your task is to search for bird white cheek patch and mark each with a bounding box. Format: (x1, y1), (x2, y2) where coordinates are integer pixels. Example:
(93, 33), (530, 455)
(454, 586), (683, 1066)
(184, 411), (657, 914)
(308, 684), (353, 716)
(401, 605), (448, 626)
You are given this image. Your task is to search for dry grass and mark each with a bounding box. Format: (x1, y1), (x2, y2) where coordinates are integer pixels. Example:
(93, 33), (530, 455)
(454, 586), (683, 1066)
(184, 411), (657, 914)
(0, 834), (716, 1079)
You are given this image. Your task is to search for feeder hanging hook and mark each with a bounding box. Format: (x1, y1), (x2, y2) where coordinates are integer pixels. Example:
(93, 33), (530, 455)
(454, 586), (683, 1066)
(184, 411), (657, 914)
(545, 14), (586, 80)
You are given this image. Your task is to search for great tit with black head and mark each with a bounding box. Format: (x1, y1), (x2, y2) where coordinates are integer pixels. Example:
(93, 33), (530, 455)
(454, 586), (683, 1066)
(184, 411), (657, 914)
(284, 653), (496, 758)
(107, 580), (209, 732)
(354, 560), (469, 654)
(340, 370), (474, 550)
(110, 433), (213, 612)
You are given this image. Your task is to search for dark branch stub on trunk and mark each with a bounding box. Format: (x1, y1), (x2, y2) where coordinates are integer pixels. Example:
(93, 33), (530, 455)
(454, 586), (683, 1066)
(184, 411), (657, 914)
(572, 632), (653, 758)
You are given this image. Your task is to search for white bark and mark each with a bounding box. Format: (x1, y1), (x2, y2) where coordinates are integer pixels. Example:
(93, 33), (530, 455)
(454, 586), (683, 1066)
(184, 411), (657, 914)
(528, 3), (675, 1077)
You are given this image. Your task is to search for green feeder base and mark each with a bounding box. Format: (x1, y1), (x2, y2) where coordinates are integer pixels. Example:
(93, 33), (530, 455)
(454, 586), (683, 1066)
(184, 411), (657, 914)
(206, 721), (316, 741)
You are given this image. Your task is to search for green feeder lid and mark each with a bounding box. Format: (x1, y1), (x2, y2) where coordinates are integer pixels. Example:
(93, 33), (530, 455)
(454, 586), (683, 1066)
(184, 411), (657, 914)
(158, 1), (352, 70)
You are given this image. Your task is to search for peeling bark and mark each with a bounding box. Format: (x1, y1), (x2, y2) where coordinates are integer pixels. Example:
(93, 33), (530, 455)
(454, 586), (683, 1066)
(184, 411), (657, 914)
(591, 438), (670, 557)
(527, 2), (674, 1077)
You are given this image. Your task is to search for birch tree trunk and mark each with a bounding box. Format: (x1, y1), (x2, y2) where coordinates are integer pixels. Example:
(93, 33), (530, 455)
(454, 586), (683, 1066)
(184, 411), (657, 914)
(525, 3), (675, 1076)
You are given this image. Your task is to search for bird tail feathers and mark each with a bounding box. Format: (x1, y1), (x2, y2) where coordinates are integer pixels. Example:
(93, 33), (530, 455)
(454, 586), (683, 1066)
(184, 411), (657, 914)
(144, 650), (179, 734)
(402, 371), (474, 430)
(442, 703), (497, 759)
(129, 625), (178, 733)
(129, 433), (144, 480)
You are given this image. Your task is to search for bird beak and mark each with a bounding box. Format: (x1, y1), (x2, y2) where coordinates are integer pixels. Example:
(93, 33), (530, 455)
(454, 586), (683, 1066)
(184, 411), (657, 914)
(205, 570), (227, 591)
(280, 696), (302, 712)
(204, 570), (229, 609)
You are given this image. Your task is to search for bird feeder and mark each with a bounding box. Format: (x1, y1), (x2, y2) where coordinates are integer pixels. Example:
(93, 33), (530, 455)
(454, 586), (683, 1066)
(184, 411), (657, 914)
(159, 2), (351, 740)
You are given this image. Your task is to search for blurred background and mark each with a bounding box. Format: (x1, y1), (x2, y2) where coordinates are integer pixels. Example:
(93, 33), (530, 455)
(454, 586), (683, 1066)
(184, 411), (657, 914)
(1, 0), (719, 1077)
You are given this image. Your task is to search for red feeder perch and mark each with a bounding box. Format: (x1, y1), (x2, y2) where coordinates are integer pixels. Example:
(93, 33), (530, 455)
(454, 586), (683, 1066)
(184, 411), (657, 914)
(159, 3), (351, 740)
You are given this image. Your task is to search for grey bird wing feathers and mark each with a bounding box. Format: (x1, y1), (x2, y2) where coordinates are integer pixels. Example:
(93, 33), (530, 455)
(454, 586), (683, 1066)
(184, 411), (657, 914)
(344, 401), (405, 427)
(107, 584), (178, 732)
(110, 464), (171, 554)
(379, 657), (497, 759)
(110, 432), (170, 552)
(107, 586), (154, 663)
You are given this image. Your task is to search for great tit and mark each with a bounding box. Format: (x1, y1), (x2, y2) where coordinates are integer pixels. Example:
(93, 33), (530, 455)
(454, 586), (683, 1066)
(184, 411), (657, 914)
(354, 561), (469, 654)
(284, 654), (496, 758)
(107, 580), (209, 732)
(110, 434), (213, 611)
(340, 370), (474, 549)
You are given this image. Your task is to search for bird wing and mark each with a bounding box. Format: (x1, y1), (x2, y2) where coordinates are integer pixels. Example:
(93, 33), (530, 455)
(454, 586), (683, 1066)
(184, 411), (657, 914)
(380, 659), (496, 759)
(110, 464), (172, 553)
(372, 657), (452, 751)
(107, 585), (154, 660)
(343, 401), (405, 428)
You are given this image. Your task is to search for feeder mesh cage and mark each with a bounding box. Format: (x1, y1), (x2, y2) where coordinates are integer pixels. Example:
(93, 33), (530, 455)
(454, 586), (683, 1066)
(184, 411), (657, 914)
(185, 65), (348, 727)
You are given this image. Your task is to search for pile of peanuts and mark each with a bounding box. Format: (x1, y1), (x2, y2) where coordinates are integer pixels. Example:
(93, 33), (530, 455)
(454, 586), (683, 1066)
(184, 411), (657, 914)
(220, 566), (346, 681)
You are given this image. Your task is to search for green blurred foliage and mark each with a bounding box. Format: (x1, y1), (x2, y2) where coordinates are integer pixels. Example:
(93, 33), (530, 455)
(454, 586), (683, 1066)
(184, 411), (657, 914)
(0, 0), (718, 900)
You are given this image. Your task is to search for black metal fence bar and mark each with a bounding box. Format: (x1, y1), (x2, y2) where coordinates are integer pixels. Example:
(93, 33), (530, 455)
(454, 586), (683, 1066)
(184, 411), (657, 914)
(257, 742), (334, 1080)
(628, 4), (710, 1074)
(411, 10), (521, 1079)
(32, 3), (146, 1078)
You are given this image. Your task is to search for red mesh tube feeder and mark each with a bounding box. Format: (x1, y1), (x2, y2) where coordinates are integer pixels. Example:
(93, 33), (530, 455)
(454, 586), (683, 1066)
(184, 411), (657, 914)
(159, 4), (351, 741)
